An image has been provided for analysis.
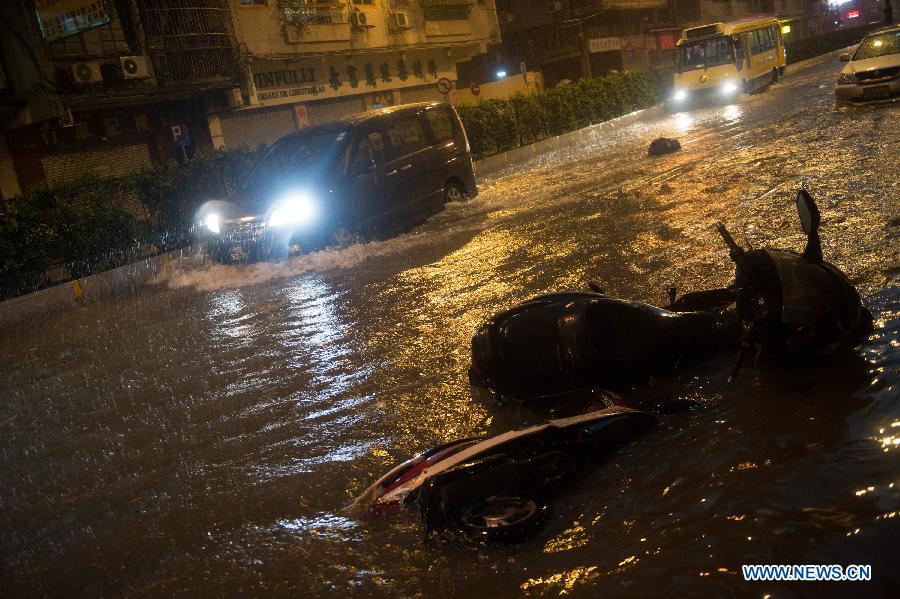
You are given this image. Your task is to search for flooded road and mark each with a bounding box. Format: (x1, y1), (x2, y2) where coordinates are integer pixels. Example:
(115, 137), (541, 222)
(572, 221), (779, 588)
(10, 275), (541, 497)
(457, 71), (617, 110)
(2, 59), (899, 597)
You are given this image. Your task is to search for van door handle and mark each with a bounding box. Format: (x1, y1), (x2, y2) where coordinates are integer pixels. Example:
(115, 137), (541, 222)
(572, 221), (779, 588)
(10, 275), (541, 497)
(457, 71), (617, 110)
(400, 164), (413, 171)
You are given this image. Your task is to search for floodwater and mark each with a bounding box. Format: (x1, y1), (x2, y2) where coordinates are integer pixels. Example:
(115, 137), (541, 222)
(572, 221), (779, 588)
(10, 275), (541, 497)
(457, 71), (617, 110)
(2, 59), (898, 597)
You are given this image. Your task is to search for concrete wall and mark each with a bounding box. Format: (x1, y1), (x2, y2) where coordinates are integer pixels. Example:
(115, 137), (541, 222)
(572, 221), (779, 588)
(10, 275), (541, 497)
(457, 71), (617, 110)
(0, 245), (204, 327)
(456, 71), (544, 106)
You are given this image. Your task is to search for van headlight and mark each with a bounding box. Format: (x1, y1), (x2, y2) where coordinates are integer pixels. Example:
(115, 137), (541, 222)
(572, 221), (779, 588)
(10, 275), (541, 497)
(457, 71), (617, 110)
(269, 192), (318, 228)
(205, 214), (221, 234)
(720, 81), (738, 94)
(673, 89), (688, 102)
(836, 72), (857, 85)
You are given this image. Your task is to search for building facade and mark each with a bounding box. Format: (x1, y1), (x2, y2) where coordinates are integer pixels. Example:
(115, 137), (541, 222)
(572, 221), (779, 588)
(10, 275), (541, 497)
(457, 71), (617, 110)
(0, 0), (500, 197)
(0, 0), (244, 199)
(217, 0), (500, 149)
(494, 0), (866, 88)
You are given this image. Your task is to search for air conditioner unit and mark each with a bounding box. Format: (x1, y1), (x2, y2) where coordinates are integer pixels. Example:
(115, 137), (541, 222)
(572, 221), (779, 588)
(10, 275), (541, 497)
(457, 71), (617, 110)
(389, 11), (411, 31)
(71, 61), (102, 84)
(119, 56), (150, 79)
(350, 10), (369, 28)
(547, 1), (563, 13)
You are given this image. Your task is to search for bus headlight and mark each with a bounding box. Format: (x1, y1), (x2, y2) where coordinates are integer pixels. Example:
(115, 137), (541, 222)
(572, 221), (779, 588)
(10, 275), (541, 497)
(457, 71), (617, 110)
(269, 192), (318, 228)
(721, 81), (738, 94)
(673, 90), (687, 102)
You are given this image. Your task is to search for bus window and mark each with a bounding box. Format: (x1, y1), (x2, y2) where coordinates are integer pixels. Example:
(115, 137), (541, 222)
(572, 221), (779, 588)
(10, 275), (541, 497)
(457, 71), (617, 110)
(733, 35), (744, 70)
(749, 30), (762, 55)
(677, 36), (735, 72)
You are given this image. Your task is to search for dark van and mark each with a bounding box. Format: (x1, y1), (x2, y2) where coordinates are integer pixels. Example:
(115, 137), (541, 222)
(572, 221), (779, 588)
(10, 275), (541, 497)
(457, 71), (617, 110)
(198, 102), (477, 262)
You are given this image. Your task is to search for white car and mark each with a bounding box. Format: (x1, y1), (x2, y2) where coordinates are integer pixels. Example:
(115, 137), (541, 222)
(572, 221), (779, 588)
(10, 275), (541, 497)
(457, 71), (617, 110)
(835, 25), (900, 104)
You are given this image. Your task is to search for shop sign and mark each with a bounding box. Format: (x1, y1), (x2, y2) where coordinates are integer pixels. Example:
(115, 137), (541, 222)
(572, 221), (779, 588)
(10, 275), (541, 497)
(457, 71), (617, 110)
(251, 51), (457, 107)
(36, 0), (111, 42)
(588, 37), (622, 54)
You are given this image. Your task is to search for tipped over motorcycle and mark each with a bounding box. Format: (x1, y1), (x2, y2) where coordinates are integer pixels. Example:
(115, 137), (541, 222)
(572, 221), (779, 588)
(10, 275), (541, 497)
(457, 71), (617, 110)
(350, 392), (656, 542)
(469, 188), (871, 401)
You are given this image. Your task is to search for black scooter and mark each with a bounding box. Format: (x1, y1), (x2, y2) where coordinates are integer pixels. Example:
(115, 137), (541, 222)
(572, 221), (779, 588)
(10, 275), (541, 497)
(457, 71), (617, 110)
(469, 286), (739, 401)
(469, 189), (870, 400)
(721, 189), (872, 380)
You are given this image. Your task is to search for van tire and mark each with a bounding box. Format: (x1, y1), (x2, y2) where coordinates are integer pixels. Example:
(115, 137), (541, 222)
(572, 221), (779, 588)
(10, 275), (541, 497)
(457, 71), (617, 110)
(444, 181), (466, 204)
(771, 68), (779, 85)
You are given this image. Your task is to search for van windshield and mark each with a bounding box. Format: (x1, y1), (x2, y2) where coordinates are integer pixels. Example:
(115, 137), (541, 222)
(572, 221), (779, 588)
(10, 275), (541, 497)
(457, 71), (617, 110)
(242, 127), (349, 193)
(677, 36), (735, 72)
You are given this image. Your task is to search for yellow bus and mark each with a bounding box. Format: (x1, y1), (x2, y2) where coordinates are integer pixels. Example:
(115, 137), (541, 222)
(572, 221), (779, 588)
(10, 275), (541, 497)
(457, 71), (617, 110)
(672, 17), (786, 105)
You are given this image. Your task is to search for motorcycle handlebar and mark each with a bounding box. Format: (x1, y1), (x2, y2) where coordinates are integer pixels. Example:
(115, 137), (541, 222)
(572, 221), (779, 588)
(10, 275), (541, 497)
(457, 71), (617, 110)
(715, 222), (744, 261)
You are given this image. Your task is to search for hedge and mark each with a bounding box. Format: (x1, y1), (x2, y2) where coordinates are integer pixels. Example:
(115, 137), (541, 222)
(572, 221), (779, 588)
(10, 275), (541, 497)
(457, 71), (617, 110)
(457, 69), (670, 160)
(0, 146), (267, 300)
(785, 23), (884, 65)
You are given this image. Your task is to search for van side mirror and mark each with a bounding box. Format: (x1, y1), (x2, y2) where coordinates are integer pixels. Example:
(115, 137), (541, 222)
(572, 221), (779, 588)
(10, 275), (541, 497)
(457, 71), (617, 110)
(839, 53), (850, 62)
(353, 159), (376, 176)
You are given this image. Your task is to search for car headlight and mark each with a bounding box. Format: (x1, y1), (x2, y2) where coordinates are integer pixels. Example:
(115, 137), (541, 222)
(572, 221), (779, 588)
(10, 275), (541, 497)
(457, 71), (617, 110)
(205, 214), (221, 234)
(720, 81), (738, 94)
(836, 72), (857, 85)
(673, 90), (687, 102)
(269, 193), (317, 228)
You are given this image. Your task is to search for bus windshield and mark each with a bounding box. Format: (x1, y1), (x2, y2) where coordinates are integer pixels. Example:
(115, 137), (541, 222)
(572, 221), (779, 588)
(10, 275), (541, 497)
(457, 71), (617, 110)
(677, 36), (735, 72)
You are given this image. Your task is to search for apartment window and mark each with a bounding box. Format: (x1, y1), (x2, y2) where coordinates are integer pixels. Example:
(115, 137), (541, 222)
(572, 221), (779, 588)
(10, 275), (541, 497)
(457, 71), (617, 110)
(238, 0), (268, 6)
(352, 0), (374, 5)
(422, 0), (471, 21)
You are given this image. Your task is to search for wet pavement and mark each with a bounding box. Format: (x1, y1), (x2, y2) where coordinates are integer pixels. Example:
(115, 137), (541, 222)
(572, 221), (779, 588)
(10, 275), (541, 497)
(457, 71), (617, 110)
(2, 58), (899, 597)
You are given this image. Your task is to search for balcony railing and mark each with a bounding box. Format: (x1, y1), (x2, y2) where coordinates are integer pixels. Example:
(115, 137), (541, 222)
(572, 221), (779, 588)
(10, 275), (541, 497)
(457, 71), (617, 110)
(280, 1), (348, 26)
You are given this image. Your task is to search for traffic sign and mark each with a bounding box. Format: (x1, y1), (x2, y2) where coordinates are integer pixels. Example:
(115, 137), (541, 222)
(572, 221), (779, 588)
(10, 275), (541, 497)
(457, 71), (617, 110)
(436, 77), (452, 94)
(171, 125), (191, 147)
(470, 82), (481, 96)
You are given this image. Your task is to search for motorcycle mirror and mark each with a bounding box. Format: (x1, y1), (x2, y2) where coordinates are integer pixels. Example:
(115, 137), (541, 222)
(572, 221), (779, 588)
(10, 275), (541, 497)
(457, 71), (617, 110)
(716, 222), (745, 261)
(797, 189), (823, 263)
(796, 189), (820, 236)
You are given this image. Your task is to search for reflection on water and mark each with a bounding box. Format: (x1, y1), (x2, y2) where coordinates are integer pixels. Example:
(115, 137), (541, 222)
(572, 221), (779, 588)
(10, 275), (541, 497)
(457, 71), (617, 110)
(1, 59), (898, 596)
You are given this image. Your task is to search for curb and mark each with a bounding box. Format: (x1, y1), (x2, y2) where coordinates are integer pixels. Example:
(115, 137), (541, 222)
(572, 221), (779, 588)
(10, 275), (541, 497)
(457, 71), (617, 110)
(474, 104), (666, 178)
(0, 244), (205, 326)
(784, 45), (853, 75)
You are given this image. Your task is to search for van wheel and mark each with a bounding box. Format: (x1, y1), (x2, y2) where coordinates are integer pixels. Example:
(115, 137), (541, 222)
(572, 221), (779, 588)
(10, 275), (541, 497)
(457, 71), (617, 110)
(444, 181), (466, 204)
(771, 68), (779, 85)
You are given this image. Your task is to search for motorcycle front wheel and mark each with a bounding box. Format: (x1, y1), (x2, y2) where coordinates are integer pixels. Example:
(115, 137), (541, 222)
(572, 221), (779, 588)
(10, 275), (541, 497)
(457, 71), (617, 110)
(460, 496), (549, 543)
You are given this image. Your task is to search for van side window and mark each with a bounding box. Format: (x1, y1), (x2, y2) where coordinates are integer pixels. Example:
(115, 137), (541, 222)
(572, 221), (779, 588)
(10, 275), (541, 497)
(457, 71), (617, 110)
(352, 130), (386, 173)
(385, 115), (427, 160)
(733, 35), (744, 70)
(426, 109), (454, 143)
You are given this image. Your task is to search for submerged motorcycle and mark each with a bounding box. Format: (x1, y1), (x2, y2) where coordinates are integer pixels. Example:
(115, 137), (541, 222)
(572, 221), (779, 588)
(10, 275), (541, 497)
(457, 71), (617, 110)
(720, 189), (872, 379)
(469, 287), (740, 402)
(469, 188), (870, 400)
(350, 390), (656, 542)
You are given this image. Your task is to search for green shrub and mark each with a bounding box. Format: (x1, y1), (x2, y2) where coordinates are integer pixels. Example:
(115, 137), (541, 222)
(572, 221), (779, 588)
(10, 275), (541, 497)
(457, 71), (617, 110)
(0, 146), (268, 300)
(459, 69), (670, 159)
